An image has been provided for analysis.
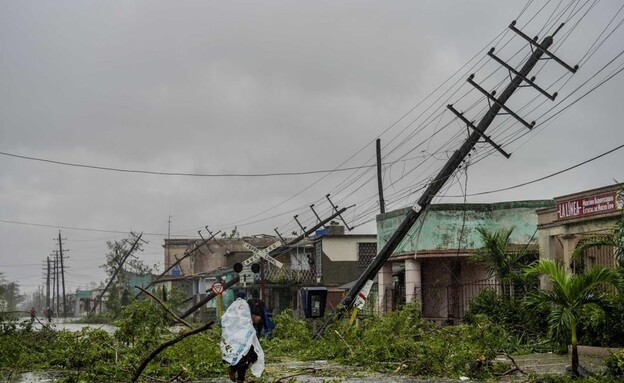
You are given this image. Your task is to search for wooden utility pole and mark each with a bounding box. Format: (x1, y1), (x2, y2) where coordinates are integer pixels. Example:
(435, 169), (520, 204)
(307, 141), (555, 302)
(316, 21), (577, 337)
(376, 138), (385, 214)
(45, 256), (51, 309)
(139, 229), (221, 296)
(91, 232), (143, 314)
(54, 251), (60, 318)
(176, 206), (355, 321)
(57, 231), (67, 317)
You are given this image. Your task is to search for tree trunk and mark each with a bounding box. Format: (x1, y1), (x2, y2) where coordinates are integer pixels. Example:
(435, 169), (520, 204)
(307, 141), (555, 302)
(571, 324), (579, 377)
(571, 343), (579, 376)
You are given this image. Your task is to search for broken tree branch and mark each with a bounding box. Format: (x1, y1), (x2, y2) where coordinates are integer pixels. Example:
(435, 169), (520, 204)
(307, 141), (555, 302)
(333, 329), (353, 357)
(130, 321), (214, 383)
(135, 286), (192, 329)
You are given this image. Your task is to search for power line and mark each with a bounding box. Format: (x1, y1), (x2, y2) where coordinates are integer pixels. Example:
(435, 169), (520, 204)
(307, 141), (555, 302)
(0, 150), (384, 178)
(0, 218), (165, 236)
(446, 143), (624, 197)
(10, 135), (614, 244)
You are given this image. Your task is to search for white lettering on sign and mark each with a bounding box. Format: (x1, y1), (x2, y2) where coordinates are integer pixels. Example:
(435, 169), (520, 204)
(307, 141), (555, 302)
(556, 191), (619, 221)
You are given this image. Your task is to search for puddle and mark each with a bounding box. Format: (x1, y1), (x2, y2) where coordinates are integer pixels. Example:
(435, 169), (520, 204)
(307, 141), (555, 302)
(9, 316), (117, 333)
(2, 372), (56, 383)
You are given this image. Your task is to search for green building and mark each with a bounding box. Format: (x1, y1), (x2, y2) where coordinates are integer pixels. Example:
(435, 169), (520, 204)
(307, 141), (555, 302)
(376, 200), (554, 322)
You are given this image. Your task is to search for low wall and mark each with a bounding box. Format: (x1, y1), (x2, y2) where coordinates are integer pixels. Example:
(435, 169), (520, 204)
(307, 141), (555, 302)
(569, 345), (622, 357)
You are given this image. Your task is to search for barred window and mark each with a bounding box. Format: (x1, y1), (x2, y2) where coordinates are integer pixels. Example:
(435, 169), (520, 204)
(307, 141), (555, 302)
(358, 242), (377, 271)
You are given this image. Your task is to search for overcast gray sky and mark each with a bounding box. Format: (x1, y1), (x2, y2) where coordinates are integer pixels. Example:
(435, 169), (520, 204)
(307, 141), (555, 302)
(1, 1), (623, 295)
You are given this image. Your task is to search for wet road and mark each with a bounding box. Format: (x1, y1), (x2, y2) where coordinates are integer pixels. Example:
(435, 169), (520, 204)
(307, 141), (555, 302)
(4, 356), (583, 383)
(3, 318), (608, 382)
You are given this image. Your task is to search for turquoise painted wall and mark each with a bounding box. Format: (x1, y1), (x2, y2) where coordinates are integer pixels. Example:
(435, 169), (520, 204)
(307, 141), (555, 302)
(377, 201), (554, 254)
(126, 274), (153, 295)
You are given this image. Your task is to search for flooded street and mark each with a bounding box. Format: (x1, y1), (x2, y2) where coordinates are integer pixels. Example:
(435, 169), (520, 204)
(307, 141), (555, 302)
(15, 317), (117, 334)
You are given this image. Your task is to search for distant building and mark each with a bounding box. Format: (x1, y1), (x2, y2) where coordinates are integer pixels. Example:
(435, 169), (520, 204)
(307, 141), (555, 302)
(161, 223), (376, 320)
(311, 222), (376, 311)
(74, 271), (155, 317)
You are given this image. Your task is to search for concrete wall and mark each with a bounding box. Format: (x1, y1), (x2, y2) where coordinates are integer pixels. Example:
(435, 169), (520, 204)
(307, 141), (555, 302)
(377, 201), (554, 255)
(321, 235), (376, 261)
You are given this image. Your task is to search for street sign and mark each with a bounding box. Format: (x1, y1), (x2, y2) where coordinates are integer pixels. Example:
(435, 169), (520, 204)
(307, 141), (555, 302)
(242, 241), (283, 268)
(211, 282), (224, 295)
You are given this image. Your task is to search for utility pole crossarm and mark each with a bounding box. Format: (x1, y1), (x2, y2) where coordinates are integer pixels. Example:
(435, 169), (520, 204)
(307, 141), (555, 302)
(309, 204), (325, 227)
(487, 48), (557, 100)
(325, 194), (353, 231)
(270, 205), (354, 257)
(467, 75), (535, 129)
(447, 104), (510, 158)
(509, 21), (579, 73)
(139, 229), (221, 296)
(289, 206), (353, 246)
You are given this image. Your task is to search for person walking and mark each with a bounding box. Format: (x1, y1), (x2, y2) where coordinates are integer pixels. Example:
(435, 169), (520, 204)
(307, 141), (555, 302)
(220, 290), (264, 383)
(29, 307), (36, 322)
(247, 291), (267, 338)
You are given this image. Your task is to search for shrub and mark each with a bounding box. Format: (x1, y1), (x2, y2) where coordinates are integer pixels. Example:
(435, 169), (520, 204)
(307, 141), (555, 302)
(577, 293), (624, 348)
(464, 288), (550, 351)
(604, 348), (624, 377)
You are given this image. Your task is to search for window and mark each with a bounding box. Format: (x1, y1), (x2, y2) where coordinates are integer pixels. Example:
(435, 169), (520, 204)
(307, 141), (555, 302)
(358, 242), (377, 272)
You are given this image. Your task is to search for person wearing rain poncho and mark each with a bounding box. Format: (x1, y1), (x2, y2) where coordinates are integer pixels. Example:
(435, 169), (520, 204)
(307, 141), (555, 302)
(220, 290), (265, 383)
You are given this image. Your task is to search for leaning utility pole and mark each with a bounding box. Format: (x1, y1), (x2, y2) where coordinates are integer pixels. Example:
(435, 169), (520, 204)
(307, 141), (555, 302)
(316, 21), (577, 337)
(138, 228), (222, 297)
(177, 205), (355, 320)
(91, 232), (143, 314)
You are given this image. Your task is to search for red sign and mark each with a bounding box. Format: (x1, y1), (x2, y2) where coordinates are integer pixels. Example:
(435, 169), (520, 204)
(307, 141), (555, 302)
(556, 191), (620, 220)
(211, 282), (224, 295)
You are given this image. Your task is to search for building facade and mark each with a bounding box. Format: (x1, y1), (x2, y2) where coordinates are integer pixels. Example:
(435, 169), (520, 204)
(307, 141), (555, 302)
(536, 184), (622, 275)
(376, 200), (553, 323)
(162, 224), (376, 319)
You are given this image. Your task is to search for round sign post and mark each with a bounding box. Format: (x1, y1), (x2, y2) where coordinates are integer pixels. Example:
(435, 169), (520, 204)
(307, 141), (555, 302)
(212, 282), (225, 317)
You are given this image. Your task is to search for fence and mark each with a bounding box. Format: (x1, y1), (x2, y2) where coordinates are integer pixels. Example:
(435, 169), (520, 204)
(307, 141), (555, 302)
(378, 279), (529, 322)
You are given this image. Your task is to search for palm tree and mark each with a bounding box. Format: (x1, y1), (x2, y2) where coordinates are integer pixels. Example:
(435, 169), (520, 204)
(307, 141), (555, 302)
(522, 259), (621, 376)
(471, 226), (537, 298)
